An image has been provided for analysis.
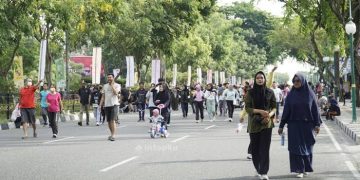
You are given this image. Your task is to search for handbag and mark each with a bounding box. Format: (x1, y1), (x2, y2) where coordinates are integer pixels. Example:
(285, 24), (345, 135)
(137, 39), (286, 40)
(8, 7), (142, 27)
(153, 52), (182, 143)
(233, 99), (239, 106)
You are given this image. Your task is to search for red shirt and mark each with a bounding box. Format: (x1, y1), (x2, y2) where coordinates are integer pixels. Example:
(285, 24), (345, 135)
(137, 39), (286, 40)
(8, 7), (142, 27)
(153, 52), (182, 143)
(19, 86), (37, 108)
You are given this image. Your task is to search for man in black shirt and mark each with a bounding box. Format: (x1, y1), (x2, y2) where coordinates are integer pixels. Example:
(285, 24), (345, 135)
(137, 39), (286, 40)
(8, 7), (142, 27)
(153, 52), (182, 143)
(136, 82), (147, 122)
(78, 81), (91, 126)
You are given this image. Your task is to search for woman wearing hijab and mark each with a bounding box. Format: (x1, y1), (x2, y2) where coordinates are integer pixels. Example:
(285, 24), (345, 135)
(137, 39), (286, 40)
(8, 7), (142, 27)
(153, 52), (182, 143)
(154, 84), (171, 128)
(193, 84), (204, 123)
(204, 83), (217, 121)
(245, 71), (276, 180)
(278, 73), (321, 178)
(179, 85), (190, 118)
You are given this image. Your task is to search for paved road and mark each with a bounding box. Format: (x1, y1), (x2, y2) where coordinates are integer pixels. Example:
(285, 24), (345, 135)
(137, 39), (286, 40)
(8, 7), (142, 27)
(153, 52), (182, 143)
(0, 109), (359, 180)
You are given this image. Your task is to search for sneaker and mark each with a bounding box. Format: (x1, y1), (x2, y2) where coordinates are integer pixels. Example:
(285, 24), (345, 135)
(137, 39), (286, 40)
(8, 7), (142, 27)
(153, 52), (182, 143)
(96, 123), (100, 126)
(259, 175), (269, 180)
(229, 118), (233, 122)
(304, 172), (310, 176)
(247, 154), (252, 160)
(196, 120), (199, 123)
(78, 122), (82, 126)
(167, 124), (171, 127)
(52, 134), (57, 138)
(296, 173), (304, 178)
(108, 136), (115, 141)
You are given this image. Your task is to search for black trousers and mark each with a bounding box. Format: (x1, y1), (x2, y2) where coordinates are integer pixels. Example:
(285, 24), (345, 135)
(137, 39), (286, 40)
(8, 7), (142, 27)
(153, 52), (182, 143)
(226, 100), (234, 118)
(137, 103), (145, 120)
(250, 128), (272, 175)
(48, 112), (58, 135)
(194, 101), (204, 120)
(181, 102), (188, 117)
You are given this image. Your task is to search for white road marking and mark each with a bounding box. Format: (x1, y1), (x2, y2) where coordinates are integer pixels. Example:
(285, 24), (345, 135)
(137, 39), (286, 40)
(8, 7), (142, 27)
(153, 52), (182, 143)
(171, 135), (190, 143)
(323, 122), (360, 179)
(100, 156), (138, 172)
(117, 125), (127, 128)
(204, 125), (216, 130)
(323, 122), (342, 151)
(42, 137), (75, 144)
(345, 161), (360, 179)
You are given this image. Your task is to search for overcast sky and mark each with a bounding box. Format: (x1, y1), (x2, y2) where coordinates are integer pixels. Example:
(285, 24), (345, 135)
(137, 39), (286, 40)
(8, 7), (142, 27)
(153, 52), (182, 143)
(217, 0), (285, 17)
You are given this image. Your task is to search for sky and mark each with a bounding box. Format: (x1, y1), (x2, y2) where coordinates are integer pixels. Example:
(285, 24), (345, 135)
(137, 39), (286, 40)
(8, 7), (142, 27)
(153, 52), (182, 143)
(217, 0), (313, 84)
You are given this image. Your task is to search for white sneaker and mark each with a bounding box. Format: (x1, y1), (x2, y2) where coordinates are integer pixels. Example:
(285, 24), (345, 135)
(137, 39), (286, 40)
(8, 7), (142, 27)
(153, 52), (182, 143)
(229, 118), (233, 122)
(259, 175), (269, 180)
(296, 173), (304, 178)
(247, 154), (252, 160)
(304, 172), (310, 176)
(196, 120), (199, 123)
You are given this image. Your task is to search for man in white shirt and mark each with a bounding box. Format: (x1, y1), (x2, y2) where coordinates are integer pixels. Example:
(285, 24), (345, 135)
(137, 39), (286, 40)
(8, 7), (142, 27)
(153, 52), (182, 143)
(271, 82), (282, 122)
(100, 74), (121, 141)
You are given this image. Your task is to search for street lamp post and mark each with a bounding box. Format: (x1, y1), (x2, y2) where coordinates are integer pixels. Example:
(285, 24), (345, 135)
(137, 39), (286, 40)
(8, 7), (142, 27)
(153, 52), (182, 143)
(345, 0), (357, 123)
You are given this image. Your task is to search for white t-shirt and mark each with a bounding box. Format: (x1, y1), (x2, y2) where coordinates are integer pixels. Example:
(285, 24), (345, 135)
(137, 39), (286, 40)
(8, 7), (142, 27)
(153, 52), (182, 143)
(102, 83), (121, 107)
(272, 88), (282, 103)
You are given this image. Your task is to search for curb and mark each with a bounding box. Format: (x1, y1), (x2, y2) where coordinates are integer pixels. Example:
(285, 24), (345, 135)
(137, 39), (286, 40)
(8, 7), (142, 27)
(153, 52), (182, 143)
(334, 116), (360, 144)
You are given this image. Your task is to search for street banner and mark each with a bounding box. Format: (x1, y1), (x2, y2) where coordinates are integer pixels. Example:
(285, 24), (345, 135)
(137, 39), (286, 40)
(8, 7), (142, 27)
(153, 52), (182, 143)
(207, 70), (212, 84)
(172, 64), (177, 87)
(92, 47), (102, 84)
(214, 71), (219, 85)
(13, 56), (24, 88)
(187, 66), (191, 86)
(220, 72), (225, 84)
(232, 76), (236, 85)
(38, 40), (47, 82)
(238, 77), (242, 85)
(126, 56), (135, 87)
(55, 58), (66, 89)
(197, 68), (202, 84)
(113, 69), (120, 79)
(151, 59), (161, 84)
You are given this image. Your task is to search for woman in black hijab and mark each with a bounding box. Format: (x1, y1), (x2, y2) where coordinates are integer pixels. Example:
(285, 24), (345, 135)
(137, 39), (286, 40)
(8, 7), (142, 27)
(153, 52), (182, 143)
(278, 73), (321, 178)
(154, 84), (171, 128)
(245, 71), (276, 180)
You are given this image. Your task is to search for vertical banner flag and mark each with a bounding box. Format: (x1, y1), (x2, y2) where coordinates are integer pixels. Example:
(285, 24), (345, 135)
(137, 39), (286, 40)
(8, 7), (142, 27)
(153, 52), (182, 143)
(207, 70), (212, 84)
(172, 64), (177, 87)
(197, 68), (202, 84)
(13, 56), (24, 88)
(38, 40), (47, 82)
(238, 77), (242, 85)
(92, 47), (102, 84)
(126, 56), (135, 87)
(151, 59), (161, 84)
(214, 71), (219, 85)
(55, 58), (66, 89)
(113, 69), (120, 78)
(220, 72), (225, 84)
(232, 76), (236, 85)
(187, 66), (191, 86)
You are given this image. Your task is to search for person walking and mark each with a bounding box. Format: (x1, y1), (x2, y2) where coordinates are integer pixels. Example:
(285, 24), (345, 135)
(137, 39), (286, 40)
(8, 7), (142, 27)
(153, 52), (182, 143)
(154, 84), (171, 129)
(245, 71), (276, 180)
(135, 82), (147, 122)
(193, 84), (204, 123)
(278, 73), (322, 178)
(271, 82), (283, 122)
(100, 74), (121, 141)
(223, 85), (239, 122)
(19, 78), (42, 139)
(204, 83), (217, 122)
(46, 84), (63, 138)
(40, 83), (50, 127)
(179, 85), (190, 118)
(90, 85), (102, 126)
(78, 81), (91, 126)
(217, 84), (226, 116)
(146, 83), (157, 121)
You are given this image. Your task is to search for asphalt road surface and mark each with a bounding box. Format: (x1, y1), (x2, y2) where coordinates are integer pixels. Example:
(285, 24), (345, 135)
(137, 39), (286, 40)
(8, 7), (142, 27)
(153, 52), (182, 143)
(1, 109), (359, 180)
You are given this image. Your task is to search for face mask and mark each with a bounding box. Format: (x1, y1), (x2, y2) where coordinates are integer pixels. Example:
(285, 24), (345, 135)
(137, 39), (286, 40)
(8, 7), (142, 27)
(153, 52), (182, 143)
(27, 82), (32, 86)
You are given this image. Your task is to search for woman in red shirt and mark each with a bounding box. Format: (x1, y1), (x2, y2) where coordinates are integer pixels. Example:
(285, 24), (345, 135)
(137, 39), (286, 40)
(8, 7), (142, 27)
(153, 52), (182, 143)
(46, 84), (63, 138)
